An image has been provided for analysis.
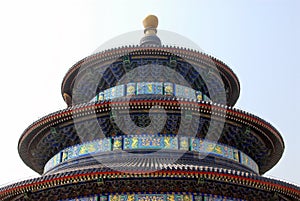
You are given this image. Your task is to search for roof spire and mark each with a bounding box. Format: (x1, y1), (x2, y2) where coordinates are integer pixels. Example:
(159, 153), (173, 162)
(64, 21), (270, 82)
(140, 15), (161, 47)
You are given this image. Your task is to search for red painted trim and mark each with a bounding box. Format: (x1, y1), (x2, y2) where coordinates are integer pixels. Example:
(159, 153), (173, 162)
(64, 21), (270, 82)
(0, 170), (299, 198)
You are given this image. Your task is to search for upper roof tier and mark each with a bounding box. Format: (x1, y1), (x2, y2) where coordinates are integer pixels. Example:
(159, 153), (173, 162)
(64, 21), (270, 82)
(61, 15), (240, 106)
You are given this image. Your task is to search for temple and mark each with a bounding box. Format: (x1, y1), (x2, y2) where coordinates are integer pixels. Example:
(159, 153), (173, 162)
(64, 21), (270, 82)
(0, 15), (299, 201)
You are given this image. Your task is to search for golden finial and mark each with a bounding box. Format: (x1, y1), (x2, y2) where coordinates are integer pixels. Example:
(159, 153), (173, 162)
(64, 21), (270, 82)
(140, 14), (161, 46)
(143, 15), (158, 29)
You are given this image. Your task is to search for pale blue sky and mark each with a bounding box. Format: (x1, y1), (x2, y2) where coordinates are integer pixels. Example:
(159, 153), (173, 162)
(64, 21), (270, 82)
(0, 0), (299, 186)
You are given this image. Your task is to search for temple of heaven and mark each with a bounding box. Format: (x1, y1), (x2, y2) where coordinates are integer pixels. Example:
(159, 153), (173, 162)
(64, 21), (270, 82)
(0, 15), (299, 201)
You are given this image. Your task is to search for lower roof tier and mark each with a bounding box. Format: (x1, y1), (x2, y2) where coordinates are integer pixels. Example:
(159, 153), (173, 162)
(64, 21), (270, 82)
(18, 96), (284, 175)
(0, 167), (299, 201)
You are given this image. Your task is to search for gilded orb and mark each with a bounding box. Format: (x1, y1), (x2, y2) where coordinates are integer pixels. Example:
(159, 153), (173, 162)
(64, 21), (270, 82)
(143, 15), (158, 29)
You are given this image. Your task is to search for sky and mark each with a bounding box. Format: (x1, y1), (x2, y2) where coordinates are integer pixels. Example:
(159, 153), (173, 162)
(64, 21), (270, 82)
(0, 0), (299, 187)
